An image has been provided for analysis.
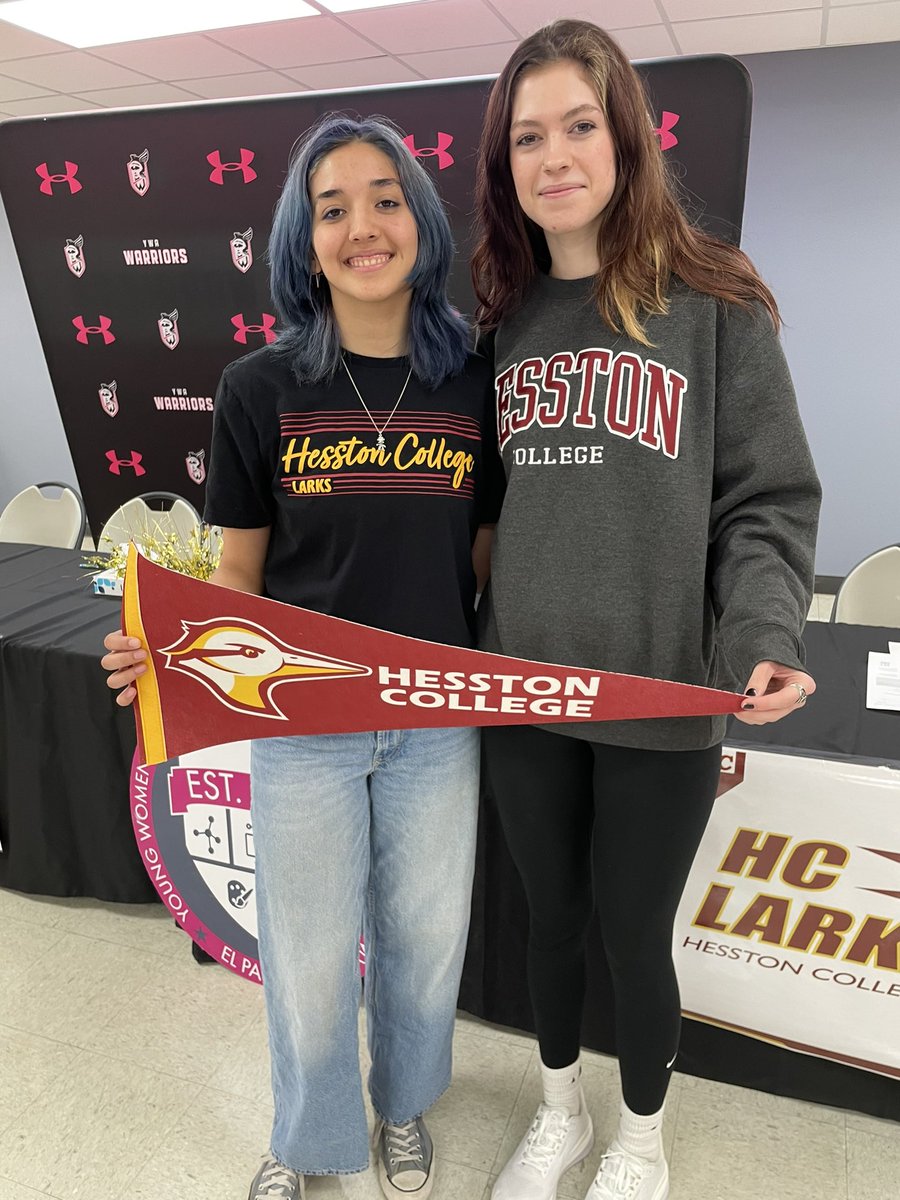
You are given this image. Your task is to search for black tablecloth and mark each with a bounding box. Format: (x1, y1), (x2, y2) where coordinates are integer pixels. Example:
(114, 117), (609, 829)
(0, 543), (152, 901)
(459, 620), (900, 1121)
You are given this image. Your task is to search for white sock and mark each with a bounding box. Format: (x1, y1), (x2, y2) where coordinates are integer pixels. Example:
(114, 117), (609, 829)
(540, 1058), (582, 1116)
(616, 1098), (664, 1161)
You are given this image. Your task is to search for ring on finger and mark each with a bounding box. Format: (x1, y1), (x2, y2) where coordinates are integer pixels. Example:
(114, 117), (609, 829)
(789, 682), (808, 705)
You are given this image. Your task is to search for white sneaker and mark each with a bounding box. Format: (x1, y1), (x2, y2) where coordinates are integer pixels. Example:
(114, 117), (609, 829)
(585, 1142), (669, 1200)
(492, 1101), (594, 1200)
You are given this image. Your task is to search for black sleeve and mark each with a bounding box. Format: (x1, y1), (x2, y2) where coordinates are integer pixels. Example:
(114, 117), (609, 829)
(203, 369), (274, 528)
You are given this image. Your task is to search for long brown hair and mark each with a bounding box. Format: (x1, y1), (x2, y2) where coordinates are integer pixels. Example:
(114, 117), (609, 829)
(472, 19), (779, 342)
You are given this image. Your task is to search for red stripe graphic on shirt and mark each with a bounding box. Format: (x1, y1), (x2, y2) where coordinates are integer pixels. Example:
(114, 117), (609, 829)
(280, 412), (480, 440)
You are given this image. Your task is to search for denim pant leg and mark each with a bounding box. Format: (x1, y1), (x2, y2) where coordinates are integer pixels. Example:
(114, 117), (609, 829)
(251, 733), (374, 1176)
(364, 726), (480, 1123)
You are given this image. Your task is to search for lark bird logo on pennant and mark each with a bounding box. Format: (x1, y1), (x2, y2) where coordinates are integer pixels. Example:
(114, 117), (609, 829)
(161, 619), (371, 719)
(123, 548), (743, 767)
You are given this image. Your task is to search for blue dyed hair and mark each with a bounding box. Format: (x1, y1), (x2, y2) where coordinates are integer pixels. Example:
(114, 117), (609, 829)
(268, 113), (469, 390)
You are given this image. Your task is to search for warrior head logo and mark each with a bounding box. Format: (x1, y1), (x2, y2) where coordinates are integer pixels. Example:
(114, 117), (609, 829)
(161, 619), (372, 718)
(230, 227), (253, 273)
(99, 379), (118, 417)
(185, 449), (206, 485)
(158, 308), (179, 350)
(127, 149), (150, 195)
(64, 235), (85, 277)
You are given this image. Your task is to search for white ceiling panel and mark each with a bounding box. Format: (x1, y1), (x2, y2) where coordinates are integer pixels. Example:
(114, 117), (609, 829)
(208, 17), (380, 68)
(0, 51), (155, 91)
(0, 20), (71, 59)
(73, 82), (204, 107)
(827, 1), (900, 44)
(340, 0), (513, 54)
(182, 71), (308, 99)
(283, 56), (423, 88)
(2, 93), (100, 116)
(674, 10), (823, 54)
(0, 74), (53, 102)
(613, 24), (680, 59)
(663, 0), (819, 18)
(92, 34), (268, 80)
(488, 0), (661, 36)
(399, 40), (520, 77)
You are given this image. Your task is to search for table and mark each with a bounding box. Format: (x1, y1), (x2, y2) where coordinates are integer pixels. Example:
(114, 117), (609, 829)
(3, 548), (897, 1117)
(0, 543), (152, 901)
(458, 620), (900, 1121)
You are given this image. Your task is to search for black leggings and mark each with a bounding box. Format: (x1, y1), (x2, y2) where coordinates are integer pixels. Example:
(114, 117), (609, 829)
(483, 724), (721, 1115)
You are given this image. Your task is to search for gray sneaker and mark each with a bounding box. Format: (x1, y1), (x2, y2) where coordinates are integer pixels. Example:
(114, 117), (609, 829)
(376, 1116), (435, 1197)
(247, 1154), (305, 1199)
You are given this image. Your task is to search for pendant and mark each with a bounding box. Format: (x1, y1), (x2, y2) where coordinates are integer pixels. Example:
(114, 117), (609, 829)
(376, 434), (386, 450)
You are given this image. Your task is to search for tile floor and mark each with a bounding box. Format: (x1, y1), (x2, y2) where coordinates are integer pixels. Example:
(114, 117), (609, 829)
(1, 887), (897, 1200)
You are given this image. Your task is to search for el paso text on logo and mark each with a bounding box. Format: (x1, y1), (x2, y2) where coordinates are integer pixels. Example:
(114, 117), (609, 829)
(377, 666), (598, 717)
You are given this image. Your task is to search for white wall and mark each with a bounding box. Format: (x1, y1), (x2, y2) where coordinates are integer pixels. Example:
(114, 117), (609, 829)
(739, 40), (900, 576)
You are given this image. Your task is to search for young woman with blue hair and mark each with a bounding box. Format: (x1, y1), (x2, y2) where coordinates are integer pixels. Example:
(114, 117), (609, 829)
(102, 113), (504, 1200)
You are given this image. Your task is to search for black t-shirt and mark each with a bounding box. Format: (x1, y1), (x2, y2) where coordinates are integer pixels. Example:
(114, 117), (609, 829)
(204, 345), (505, 648)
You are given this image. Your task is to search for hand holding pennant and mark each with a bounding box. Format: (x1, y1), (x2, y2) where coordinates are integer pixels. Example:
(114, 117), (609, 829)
(122, 546), (743, 766)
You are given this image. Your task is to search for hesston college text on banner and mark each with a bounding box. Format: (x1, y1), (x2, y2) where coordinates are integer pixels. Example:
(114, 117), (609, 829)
(122, 547), (743, 766)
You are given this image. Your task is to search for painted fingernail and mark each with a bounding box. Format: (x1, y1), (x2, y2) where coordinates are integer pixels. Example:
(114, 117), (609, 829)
(745, 688), (758, 697)
(741, 702), (755, 711)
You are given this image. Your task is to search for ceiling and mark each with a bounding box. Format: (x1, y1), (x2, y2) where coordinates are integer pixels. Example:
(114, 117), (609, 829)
(0, 0), (897, 120)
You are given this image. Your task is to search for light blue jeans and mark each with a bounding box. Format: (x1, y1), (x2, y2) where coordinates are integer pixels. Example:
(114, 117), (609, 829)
(250, 727), (480, 1175)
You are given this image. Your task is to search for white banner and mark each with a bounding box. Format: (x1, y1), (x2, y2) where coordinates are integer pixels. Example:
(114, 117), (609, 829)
(676, 748), (900, 1078)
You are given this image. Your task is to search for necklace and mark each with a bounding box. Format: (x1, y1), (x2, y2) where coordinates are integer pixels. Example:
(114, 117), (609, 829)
(341, 354), (412, 450)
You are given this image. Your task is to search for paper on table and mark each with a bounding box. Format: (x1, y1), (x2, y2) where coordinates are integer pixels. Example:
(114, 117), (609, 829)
(866, 651), (900, 712)
(889, 642), (900, 656)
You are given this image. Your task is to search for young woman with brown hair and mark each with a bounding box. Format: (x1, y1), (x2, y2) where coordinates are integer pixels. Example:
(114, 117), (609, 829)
(472, 20), (820, 1200)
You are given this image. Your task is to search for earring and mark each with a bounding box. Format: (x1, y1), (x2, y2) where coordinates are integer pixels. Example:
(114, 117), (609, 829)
(314, 272), (320, 289)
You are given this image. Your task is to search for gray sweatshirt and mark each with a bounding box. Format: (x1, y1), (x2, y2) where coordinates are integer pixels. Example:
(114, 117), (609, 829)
(478, 273), (821, 750)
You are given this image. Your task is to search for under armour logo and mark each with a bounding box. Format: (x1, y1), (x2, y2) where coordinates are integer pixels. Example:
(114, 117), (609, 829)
(402, 133), (454, 170)
(73, 315), (115, 344)
(105, 449), (146, 476)
(654, 111), (680, 152)
(207, 149), (257, 185)
(36, 161), (82, 195)
(231, 312), (277, 345)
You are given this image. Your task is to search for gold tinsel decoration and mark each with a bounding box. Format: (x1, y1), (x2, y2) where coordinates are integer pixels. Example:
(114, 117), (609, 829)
(83, 522), (223, 582)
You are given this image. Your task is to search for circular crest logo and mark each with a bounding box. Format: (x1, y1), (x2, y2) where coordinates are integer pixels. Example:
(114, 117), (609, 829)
(130, 742), (261, 982)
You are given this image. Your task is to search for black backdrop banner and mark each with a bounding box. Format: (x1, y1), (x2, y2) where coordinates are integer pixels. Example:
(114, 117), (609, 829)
(0, 56), (750, 538)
